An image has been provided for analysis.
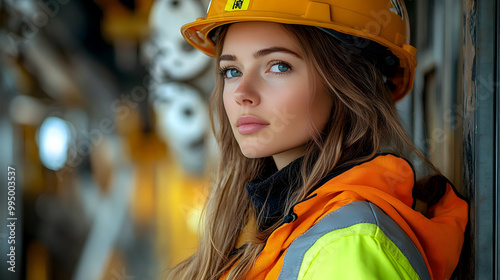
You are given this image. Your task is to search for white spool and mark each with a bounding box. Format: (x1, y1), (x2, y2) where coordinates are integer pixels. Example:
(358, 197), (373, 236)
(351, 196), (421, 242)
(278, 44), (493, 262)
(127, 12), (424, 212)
(149, 0), (211, 81)
(151, 82), (209, 174)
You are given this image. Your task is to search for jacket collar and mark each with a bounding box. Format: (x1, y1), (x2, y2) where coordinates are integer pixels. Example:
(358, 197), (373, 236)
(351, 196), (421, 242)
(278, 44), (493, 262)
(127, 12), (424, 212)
(246, 157), (303, 229)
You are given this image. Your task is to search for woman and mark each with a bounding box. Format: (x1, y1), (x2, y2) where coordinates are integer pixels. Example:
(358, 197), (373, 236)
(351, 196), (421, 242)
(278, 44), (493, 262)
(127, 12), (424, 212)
(169, 0), (468, 279)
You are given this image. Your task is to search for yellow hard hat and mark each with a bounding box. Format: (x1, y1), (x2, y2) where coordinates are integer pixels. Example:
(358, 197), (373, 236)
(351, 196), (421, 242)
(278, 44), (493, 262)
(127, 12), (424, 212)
(181, 0), (417, 101)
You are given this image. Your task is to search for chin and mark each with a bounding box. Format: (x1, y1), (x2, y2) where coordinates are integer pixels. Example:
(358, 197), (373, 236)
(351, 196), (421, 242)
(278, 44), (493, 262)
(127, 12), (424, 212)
(238, 143), (273, 159)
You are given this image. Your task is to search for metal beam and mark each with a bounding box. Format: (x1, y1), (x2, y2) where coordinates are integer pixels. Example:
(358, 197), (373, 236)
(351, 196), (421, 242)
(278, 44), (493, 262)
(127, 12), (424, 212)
(461, 0), (499, 279)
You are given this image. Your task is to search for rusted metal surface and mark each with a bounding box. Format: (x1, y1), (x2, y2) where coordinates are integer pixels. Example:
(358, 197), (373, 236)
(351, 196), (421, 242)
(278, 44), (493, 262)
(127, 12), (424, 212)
(460, 0), (498, 279)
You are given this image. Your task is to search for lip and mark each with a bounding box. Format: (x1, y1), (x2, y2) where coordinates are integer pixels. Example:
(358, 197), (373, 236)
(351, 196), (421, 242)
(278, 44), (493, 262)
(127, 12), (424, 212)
(236, 115), (269, 135)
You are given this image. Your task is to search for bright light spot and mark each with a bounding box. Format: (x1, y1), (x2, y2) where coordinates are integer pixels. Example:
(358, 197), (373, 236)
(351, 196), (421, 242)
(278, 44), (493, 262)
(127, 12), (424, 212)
(38, 117), (71, 171)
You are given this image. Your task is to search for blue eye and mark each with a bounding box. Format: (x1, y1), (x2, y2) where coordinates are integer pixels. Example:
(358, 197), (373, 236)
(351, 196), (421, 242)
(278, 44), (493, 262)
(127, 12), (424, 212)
(270, 63), (291, 73)
(225, 68), (242, 78)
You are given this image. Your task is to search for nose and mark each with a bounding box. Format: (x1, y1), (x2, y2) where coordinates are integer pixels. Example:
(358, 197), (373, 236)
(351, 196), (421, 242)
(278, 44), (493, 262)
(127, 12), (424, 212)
(233, 73), (260, 106)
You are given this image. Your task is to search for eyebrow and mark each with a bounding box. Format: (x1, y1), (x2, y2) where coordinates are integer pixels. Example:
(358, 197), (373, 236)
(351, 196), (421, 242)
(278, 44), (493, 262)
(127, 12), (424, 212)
(218, 47), (302, 63)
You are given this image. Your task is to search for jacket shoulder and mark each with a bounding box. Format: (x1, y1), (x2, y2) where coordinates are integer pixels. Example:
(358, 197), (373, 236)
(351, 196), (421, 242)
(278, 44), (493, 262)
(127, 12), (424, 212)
(278, 201), (430, 280)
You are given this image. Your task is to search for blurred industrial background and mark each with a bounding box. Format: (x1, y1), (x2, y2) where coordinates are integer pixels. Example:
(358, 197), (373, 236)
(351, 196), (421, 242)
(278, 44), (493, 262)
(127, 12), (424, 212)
(0, 0), (498, 279)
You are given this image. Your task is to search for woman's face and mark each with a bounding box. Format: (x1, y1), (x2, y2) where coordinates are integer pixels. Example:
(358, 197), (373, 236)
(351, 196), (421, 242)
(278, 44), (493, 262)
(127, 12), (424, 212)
(221, 22), (333, 169)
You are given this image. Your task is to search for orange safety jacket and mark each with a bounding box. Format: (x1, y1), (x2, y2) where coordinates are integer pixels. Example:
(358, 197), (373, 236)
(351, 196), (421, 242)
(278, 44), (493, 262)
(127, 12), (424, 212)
(222, 154), (468, 280)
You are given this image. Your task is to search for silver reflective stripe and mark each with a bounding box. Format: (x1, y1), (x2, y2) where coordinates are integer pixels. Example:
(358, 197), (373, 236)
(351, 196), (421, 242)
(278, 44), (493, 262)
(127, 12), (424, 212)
(277, 201), (431, 280)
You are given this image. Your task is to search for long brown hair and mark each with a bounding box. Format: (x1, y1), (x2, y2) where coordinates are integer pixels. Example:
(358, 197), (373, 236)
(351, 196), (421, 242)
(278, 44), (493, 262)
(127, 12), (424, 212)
(166, 23), (435, 280)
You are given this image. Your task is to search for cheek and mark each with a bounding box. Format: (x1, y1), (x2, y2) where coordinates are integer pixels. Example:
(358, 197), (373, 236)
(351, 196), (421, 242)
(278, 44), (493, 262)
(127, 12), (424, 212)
(282, 81), (331, 133)
(282, 84), (314, 120)
(222, 90), (235, 120)
(310, 90), (333, 129)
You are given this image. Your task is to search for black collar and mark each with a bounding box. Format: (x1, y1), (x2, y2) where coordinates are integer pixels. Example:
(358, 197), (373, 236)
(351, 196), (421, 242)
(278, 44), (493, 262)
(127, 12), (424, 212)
(246, 157), (304, 230)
